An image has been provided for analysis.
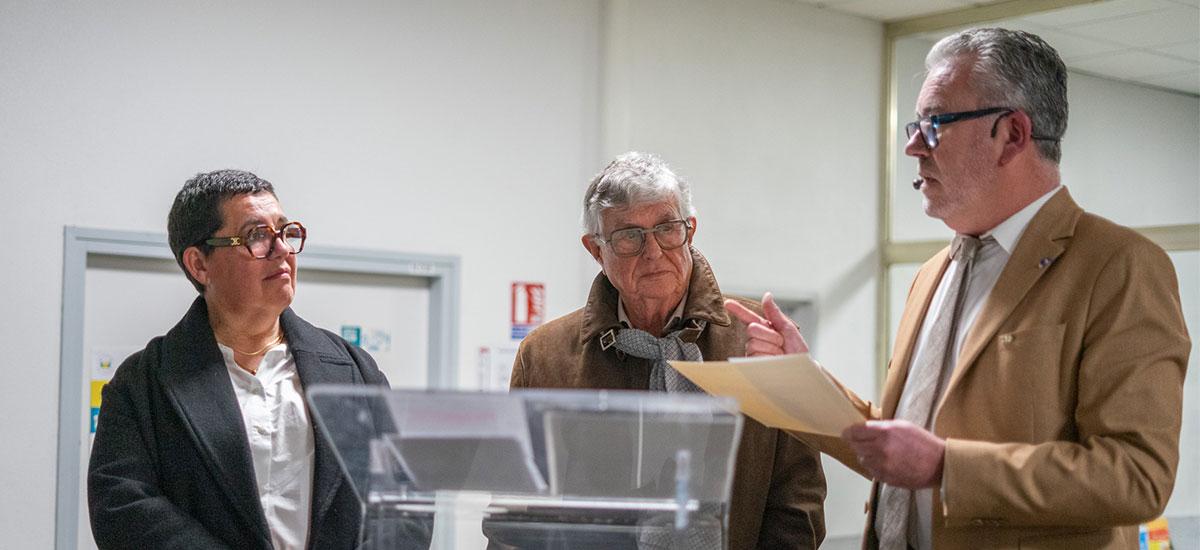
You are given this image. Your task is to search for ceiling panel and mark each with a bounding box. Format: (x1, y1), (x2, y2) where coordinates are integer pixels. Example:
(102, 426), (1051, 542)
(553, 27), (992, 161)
(1154, 41), (1200, 62)
(1070, 50), (1196, 79)
(789, 0), (976, 21)
(1023, 0), (1178, 27)
(1004, 21), (1127, 61)
(1139, 69), (1200, 94)
(1066, 6), (1200, 49)
(791, 0), (1198, 96)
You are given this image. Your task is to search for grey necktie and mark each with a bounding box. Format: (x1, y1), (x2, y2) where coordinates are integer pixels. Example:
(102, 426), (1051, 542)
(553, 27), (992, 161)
(613, 322), (706, 393)
(876, 235), (985, 550)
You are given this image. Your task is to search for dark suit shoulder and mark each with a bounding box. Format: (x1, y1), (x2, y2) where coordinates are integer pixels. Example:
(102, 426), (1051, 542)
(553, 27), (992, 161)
(315, 326), (389, 387)
(105, 336), (166, 392)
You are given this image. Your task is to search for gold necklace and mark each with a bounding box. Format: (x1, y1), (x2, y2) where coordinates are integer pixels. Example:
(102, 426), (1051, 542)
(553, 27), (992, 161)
(223, 332), (285, 356)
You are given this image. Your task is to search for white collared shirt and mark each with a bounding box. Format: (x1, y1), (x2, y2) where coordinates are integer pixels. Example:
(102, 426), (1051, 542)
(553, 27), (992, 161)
(900, 185), (1063, 550)
(221, 343), (314, 550)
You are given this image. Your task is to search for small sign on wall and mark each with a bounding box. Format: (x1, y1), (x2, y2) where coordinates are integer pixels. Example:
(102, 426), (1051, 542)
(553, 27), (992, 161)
(510, 282), (545, 340)
(341, 325), (392, 353)
(478, 345), (520, 391)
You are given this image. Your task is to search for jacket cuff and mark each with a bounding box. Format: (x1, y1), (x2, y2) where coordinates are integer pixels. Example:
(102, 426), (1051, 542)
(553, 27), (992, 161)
(941, 438), (1012, 529)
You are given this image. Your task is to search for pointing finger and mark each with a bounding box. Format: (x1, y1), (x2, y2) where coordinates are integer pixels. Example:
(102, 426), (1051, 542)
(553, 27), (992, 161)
(725, 298), (769, 326)
(763, 293), (810, 354)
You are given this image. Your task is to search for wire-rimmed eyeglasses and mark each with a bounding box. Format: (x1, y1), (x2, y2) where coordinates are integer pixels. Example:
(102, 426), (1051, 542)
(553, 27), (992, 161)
(595, 219), (692, 257)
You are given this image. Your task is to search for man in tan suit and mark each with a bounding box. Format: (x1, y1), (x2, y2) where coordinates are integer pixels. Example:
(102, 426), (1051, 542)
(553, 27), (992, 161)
(728, 28), (1190, 549)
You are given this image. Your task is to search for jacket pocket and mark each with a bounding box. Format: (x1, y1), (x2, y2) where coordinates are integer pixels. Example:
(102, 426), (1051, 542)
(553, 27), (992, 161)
(996, 324), (1067, 437)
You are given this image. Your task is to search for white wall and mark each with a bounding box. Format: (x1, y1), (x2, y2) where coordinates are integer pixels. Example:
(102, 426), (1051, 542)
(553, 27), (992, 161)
(0, 2), (603, 547)
(602, 0), (883, 539)
(0, 0), (889, 546)
(9, 1), (1191, 547)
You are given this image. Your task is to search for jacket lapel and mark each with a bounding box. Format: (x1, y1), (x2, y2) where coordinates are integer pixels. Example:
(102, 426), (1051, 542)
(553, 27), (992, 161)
(881, 250), (951, 419)
(936, 189), (1081, 412)
(282, 308), (360, 530)
(159, 297), (272, 546)
(681, 246), (733, 329)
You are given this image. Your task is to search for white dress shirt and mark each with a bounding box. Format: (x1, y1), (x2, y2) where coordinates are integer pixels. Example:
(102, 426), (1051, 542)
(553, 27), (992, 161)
(899, 185), (1063, 550)
(221, 342), (315, 550)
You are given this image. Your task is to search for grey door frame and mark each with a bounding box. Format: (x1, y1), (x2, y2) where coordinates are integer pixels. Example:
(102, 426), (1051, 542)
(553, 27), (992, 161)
(56, 226), (460, 550)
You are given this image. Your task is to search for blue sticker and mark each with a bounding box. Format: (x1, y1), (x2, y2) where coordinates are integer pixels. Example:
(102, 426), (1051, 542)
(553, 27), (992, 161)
(341, 325), (362, 346)
(511, 325), (534, 340)
(91, 407), (101, 433)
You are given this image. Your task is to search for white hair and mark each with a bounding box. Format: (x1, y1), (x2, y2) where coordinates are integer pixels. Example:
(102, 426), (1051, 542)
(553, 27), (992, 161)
(581, 151), (695, 235)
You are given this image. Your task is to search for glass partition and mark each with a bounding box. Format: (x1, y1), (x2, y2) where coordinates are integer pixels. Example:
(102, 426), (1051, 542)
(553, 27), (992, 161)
(308, 387), (744, 549)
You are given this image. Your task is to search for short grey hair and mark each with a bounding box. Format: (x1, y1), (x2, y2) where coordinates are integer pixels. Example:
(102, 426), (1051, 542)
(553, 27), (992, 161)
(927, 27), (1068, 164)
(582, 151), (695, 235)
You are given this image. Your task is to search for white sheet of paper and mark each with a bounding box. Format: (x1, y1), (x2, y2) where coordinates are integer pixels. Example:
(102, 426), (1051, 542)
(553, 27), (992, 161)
(670, 354), (866, 436)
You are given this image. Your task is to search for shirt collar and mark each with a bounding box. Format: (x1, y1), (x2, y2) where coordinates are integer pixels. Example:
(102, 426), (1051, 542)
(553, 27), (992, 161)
(983, 185), (1063, 254)
(617, 294), (688, 331)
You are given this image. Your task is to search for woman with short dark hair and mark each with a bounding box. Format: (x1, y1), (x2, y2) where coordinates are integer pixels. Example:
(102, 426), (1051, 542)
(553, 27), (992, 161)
(88, 170), (411, 550)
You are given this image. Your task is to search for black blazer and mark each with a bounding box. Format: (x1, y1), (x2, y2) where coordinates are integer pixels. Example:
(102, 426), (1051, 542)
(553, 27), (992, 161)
(88, 297), (393, 550)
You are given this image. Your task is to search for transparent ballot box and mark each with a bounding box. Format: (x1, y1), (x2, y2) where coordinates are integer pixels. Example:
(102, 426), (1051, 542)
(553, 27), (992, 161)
(307, 387), (744, 550)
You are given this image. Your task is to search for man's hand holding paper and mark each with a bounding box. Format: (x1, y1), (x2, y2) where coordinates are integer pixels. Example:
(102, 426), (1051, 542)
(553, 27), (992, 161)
(721, 293), (945, 488)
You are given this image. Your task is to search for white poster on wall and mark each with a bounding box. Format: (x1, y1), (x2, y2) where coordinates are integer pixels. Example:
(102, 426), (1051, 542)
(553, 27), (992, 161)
(477, 345), (519, 391)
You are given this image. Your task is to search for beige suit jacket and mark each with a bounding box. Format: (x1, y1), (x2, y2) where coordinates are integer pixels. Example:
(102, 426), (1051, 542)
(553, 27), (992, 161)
(810, 189), (1190, 549)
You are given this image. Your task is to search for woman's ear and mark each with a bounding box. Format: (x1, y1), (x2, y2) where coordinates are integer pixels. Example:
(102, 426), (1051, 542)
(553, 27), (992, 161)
(182, 246), (210, 287)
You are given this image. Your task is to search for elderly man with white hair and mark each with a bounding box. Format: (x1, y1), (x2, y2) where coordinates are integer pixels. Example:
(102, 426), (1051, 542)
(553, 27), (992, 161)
(509, 151), (828, 549)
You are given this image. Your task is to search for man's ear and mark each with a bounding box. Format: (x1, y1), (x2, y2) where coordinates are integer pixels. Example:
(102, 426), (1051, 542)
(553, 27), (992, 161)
(581, 234), (604, 265)
(182, 246), (210, 287)
(686, 216), (698, 244)
(998, 110), (1033, 166)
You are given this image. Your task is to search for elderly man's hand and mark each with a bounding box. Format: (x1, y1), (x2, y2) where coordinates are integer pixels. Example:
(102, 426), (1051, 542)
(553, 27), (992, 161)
(724, 292), (809, 356)
(842, 420), (945, 489)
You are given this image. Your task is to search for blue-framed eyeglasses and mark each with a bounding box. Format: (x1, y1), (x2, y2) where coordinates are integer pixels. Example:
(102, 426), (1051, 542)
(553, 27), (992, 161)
(904, 107), (1013, 149)
(905, 107), (1061, 149)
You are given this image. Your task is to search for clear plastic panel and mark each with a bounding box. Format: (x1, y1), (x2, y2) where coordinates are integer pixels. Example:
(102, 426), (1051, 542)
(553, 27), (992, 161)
(307, 387), (744, 549)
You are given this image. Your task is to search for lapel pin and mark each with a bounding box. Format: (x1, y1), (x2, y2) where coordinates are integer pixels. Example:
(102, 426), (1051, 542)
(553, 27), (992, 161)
(1039, 257), (1055, 269)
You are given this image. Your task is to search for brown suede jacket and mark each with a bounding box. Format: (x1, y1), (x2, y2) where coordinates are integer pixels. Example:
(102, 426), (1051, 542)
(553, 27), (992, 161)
(510, 247), (828, 550)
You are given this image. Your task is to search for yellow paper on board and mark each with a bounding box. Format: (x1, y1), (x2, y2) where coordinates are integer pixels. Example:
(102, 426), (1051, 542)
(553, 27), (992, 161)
(90, 381), (106, 408)
(670, 354), (866, 437)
